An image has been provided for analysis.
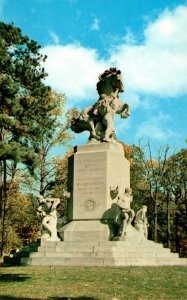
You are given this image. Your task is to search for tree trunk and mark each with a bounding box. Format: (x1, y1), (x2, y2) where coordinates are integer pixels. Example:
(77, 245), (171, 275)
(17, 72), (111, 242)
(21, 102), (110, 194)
(0, 130), (3, 217)
(39, 143), (46, 196)
(1, 160), (8, 256)
(40, 160), (45, 196)
(150, 191), (158, 243)
(175, 211), (180, 253)
(0, 161), (2, 217)
(166, 195), (171, 248)
(154, 195), (158, 243)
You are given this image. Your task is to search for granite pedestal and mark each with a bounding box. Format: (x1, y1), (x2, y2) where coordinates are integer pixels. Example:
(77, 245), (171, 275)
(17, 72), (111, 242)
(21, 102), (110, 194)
(59, 142), (130, 241)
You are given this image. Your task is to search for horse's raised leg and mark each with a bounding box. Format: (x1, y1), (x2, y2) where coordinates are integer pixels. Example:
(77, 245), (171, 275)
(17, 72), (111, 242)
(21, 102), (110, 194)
(89, 119), (98, 139)
(103, 112), (115, 142)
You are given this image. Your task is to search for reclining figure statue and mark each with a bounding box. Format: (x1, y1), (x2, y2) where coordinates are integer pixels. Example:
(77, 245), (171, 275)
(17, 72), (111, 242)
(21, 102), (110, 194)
(71, 67), (130, 142)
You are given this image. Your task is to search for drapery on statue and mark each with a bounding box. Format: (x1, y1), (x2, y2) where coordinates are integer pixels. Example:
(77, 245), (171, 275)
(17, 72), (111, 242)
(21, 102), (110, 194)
(71, 67), (130, 142)
(37, 195), (60, 241)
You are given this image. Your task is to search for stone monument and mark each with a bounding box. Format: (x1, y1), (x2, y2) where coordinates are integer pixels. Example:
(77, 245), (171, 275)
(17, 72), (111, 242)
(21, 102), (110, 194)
(13, 67), (187, 267)
(71, 67), (130, 143)
(59, 67), (131, 242)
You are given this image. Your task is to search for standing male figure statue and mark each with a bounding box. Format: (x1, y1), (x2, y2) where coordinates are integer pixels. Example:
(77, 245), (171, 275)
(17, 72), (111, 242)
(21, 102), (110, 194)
(116, 187), (135, 236)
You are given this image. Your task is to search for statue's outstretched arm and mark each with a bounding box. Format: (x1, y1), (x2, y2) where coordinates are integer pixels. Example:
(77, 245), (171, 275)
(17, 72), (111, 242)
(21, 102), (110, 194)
(120, 103), (130, 118)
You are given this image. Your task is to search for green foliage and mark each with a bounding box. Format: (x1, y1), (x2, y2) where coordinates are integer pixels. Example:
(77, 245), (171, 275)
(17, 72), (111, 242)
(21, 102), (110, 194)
(120, 141), (187, 256)
(0, 21), (64, 255)
(0, 21), (186, 259)
(0, 178), (39, 254)
(20, 92), (78, 201)
(0, 21), (58, 167)
(132, 144), (186, 255)
(168, 148), (187, 256)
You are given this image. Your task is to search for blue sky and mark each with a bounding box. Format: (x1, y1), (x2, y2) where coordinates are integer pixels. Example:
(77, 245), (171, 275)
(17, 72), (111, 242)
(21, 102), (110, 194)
(1, 0), (187, 154)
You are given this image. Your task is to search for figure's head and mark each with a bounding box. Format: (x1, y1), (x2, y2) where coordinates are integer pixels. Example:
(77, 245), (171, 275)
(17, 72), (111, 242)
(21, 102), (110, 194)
(37, 195), (45, 204)
(97, 67), (124, 95)
(142, 205), (147, 212)
(125, 187), (132, 194)
(110, 68), (124, 93)
(45, 198), (53, 208)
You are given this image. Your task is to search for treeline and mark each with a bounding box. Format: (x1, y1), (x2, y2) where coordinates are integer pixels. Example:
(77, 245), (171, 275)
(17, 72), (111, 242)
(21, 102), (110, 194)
(122, 142), (187, 257)
(0, 22), (186, 257)
(0, 22), (77, 255)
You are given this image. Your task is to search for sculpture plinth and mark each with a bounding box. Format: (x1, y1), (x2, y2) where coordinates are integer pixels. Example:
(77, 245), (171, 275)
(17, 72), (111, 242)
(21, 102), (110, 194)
(59, 142), (130, 241)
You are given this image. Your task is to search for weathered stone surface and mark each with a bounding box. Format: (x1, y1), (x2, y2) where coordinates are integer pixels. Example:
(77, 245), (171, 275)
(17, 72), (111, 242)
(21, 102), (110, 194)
(20, 239), (187, 266)
(70, 67), (130, 143)
(18, 223), (187, 267)
(58, 220), (110, 242)
(67, 142), (130, 221)
(2, 67), (182, 268)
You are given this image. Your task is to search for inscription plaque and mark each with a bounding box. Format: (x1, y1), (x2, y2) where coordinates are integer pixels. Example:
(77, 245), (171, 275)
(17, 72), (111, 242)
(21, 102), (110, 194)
(68, 143), (130, 220)
(73, 152), (107, 219)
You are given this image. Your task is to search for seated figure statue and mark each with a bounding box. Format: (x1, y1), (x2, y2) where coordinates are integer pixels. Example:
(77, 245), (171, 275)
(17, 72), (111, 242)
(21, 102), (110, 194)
(37, 195), (60, 241)
(71, 67), (130, 142)
(134, 205), (149, 239)
(116, 187), (135, 236)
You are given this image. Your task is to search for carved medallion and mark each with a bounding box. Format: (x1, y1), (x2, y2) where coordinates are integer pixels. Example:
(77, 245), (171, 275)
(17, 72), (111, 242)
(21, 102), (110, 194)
(84, 199), (96, 211)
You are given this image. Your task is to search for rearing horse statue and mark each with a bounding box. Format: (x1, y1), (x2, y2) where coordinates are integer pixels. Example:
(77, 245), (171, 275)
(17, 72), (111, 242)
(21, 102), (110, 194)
(71, 67), (130, 142)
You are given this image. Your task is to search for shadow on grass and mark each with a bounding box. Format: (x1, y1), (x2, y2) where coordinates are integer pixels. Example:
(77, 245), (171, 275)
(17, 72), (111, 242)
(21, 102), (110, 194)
(0, 298), (32, 300)
(0, 297), (96, 300)
(0, 274), (31, 282)
(49, 298), (96, 300)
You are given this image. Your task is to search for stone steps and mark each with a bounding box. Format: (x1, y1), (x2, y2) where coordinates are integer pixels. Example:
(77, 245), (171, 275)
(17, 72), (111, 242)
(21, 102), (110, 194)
(4, 236), (187, 267)
(21, 256), (187, 267)
(29, 250), (179, 259)
(18, 239), (187, 266)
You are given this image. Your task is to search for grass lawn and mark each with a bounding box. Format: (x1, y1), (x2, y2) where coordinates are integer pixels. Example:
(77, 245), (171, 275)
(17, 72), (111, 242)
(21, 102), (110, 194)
(0, 265), (186, 300)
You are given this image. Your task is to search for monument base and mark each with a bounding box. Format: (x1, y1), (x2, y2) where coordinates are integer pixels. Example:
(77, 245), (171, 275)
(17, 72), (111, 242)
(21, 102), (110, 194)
(67, 142), (130, 221)
(17, 237), (187, 266)
(58, 220), (110, 242)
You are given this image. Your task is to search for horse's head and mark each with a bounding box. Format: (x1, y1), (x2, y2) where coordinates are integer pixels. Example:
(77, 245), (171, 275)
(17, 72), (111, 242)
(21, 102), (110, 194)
(97, 67), (124, 96)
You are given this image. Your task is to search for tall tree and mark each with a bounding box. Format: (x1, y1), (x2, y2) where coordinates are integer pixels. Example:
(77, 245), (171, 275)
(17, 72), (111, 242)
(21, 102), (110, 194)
(22, 92), (78, 198)
(168, 148), (187, 255)
(0, 22), (58, 255)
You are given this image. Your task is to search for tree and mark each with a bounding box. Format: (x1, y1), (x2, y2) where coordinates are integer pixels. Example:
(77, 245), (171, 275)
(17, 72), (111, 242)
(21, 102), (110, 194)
(129, 145), (149, 211)
(167, 148), (187, 255)
(0, 22), (58, 255)
(150, 147), (187, 254)
(52, 149), (74, 218)
(135, 142), (172, 242)
(20, 90), (79, 198)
